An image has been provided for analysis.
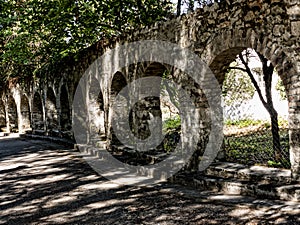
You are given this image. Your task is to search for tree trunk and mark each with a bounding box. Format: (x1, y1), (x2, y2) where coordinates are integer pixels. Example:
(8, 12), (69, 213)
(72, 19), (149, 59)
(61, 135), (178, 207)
(268, 107), (281, 161)
(238, 51), (282, 162)
(260, 52), (282, 162)
(177, 0), (182, 16)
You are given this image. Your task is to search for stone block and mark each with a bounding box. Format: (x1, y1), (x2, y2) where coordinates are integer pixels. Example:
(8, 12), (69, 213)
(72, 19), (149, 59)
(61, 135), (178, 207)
(291, 21), (300, 36)
(245, 11), (255, 22)
(287, 5), (300, 15)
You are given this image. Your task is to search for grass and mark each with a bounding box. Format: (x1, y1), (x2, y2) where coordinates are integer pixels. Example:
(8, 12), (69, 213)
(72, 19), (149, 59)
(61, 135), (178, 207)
(162, 117), (291, 168)
(225, 118), (270, 128)
(224, 118), (290, 168)
(162, 115), (181, 133)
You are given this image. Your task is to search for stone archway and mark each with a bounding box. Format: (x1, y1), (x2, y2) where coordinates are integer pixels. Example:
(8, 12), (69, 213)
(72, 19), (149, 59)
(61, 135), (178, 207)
(205, 29), (298, 178)
(46, 87), (58, 132)
(0, 100), (6, 132)
(88, 77), (106, 143)
(60, 84), (71, 132)
(32, 92), (44, 131)
(7, 96), (18, 132)
(73, 83), (89, 144)
(109, 71), (128, 145)
(20, 94), (31, 131)
(132, 62), (167, 142)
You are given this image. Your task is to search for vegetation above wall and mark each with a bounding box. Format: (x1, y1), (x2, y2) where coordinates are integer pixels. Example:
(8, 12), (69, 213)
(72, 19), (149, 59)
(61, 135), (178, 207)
(0, 0), (173, 84)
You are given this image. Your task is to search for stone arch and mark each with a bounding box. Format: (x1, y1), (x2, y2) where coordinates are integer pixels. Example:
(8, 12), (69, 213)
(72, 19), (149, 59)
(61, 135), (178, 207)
(88, 77), (106, 143)
(60, 84), (71, 132)
(110, 72), (127, 98)
(7, 95), (18, 132)
(20, 94), (31, 131)
(133, 62), (167, 141)
(206, 29), (297, 173)
(206, 29), (294, 91)
(32, 92), (44, 131)
(46, 87), (58, 132)
(73, 83), (88, 144)
(109, 71), (128, 145)
(0, 100), (6, 131)
(143, 62), (168, 78)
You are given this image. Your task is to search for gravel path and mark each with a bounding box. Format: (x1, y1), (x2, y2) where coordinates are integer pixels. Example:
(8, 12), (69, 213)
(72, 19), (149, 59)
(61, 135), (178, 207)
(0, 136), (299, 225)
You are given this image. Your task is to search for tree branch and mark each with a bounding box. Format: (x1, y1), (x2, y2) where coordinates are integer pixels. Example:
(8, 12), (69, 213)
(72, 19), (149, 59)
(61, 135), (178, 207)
(238, 52), (267, 107)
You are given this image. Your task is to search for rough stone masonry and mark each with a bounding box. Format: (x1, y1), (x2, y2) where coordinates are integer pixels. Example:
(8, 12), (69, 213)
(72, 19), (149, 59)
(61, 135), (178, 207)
(0, 0), (299, 180)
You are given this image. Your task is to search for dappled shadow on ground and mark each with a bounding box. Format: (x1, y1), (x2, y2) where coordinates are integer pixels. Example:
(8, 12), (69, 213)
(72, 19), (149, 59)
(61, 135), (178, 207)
(0, 137), (299, 224)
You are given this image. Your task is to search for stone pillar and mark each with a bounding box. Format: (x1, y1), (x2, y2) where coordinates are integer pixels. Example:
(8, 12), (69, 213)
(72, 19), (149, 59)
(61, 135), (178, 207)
(288, 68), (300, 181)
(0, 100), (6, 130)
(14, 94), (23, 133)
(4, 98), (10, 133)
(131, 96), (162, 142)
(286, 0), (300, 181)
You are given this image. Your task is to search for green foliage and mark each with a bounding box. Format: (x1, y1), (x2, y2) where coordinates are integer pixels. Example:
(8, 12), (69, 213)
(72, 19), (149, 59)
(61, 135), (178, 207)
(0, 0), (173, 82)
(278, 117), (288, 128)
(222, 62), (255, 106)
(267, 160), (282, 168)
(162, 115), (181, 153)
(225, 119), (270, 128)
(163, 115), (181, 133)
(276, 78), (287, 100)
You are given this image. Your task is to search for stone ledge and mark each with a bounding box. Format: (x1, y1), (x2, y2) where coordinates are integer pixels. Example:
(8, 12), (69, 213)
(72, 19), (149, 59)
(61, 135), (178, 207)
(171, 162), (300, 202)
(172, 173), (300, 201)
(205, 162), (292, 184)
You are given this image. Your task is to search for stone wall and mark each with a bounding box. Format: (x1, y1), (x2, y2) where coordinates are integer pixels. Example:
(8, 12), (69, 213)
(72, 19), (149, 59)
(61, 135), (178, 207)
(0, 0), (299, 180)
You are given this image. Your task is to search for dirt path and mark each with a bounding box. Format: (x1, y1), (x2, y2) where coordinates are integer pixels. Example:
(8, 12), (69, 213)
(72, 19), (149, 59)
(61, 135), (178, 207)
(0, 137), (299, 225)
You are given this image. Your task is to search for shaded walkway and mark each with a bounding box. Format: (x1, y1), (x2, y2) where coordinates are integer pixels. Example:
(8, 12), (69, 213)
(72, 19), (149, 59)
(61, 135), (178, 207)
(0, 137), (299, 224)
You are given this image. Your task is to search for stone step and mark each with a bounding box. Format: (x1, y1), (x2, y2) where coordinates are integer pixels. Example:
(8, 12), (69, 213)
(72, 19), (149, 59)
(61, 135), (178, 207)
(80, 145), (167, 166)
(110, 144), (168, 162)
(171, 172), (300, 202)
(75, 145), (300, 201)
(33, 129), (46, 135)
(204, 162), (292, 184)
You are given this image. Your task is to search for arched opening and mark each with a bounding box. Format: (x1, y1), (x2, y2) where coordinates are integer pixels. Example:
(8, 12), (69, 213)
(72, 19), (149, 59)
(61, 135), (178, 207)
(60, 84), (71, 133)
(142, 63), (182, 156)
(88, 77), (105, 143)
(7, 96), (18, 132)
(32, 92), (44, 131)
(211, 47), (290, 169)
(130, 63), (166, 141)
(0, 100), (6, 132)
(46, 87), (58, 132)
(110, 72), (128, 146)
(73, 84), (88, 144)
(110, 72), (127, 97)
(111, 62), (208, 168)
(21, 94), (31, 131)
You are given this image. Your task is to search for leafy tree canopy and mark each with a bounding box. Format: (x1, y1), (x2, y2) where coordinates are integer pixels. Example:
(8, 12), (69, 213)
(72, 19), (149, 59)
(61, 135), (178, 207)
(222, 61), (255, 106)
(0, 0), (173, 83)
